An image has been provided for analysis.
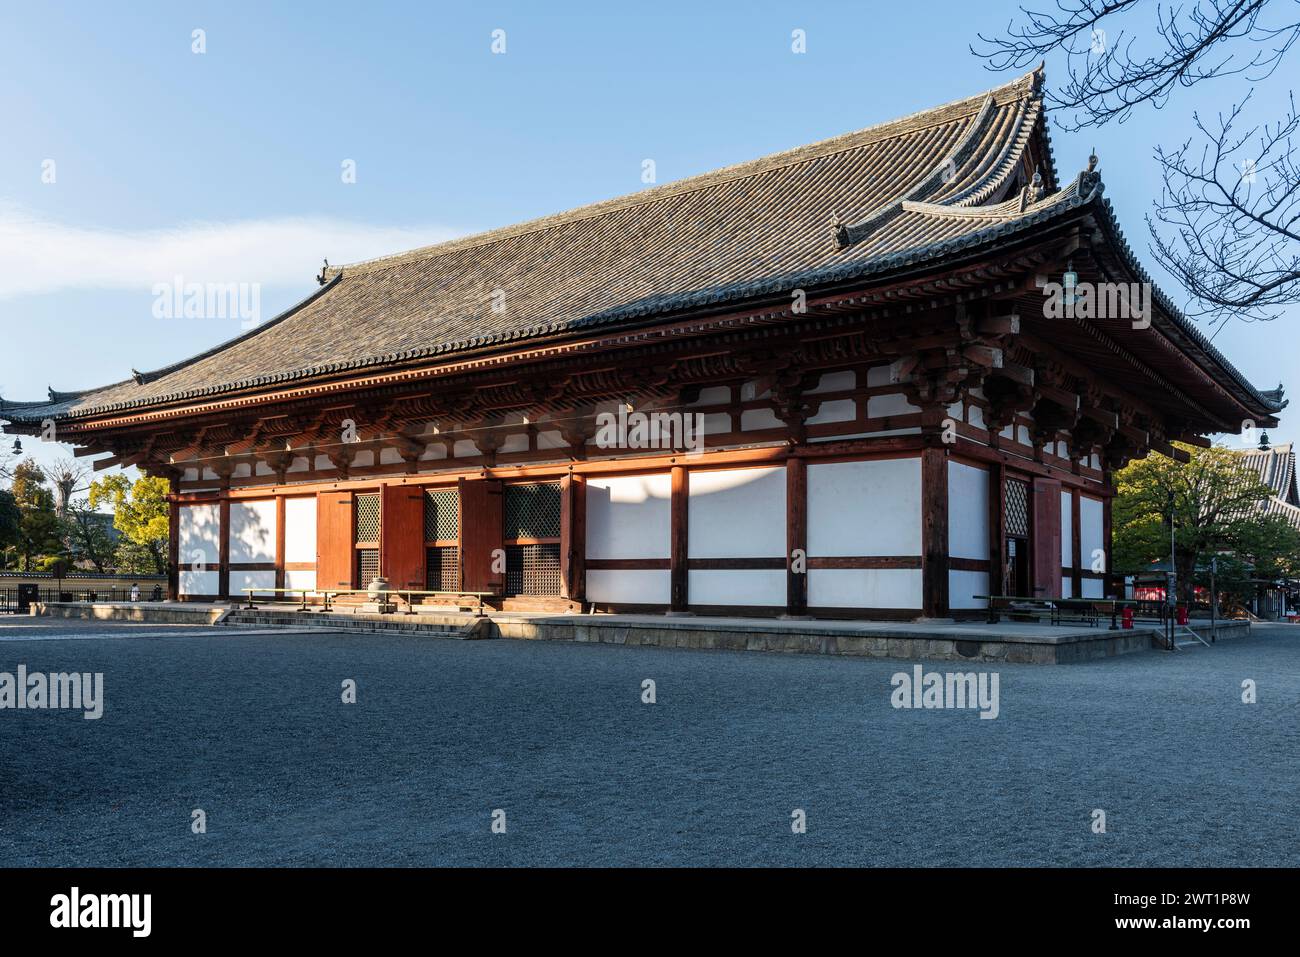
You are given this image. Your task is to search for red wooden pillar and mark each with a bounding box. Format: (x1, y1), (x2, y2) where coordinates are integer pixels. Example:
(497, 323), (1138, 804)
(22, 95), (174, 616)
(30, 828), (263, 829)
(786, 456), (807, 616)
(560, 473), (586, 601)
(921, 447), (949, 617)
(167, 475), (180, 601)
(988, 461), (1004, 596)
(669, 466), (688, 611)
(1031, 476), (1062, 598)
(1070, 487), (1083, 598)
(275, 495), (286, 592)
(217, 494), (231, 600)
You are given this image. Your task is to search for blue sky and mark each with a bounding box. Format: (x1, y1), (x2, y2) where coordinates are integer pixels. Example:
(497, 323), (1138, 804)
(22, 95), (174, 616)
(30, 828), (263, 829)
(2, 0), (1296, 485)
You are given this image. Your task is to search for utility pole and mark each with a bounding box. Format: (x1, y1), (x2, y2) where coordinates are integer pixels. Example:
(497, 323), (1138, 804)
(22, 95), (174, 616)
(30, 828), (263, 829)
(1209, 556), (1217, 642)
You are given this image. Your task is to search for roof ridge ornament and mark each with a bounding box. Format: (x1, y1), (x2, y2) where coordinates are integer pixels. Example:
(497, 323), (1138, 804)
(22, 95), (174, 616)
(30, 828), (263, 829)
(831, 213), (849, 250)
(316, 259), (330, 286)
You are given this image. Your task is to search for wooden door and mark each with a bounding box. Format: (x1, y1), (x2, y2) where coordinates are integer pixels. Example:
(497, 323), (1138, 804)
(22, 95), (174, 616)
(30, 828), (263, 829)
(316, 492), (354, 590)
(381, 484), (426, 590)
(1031, 477), (1062, 598)
(459, 477), (504, 594)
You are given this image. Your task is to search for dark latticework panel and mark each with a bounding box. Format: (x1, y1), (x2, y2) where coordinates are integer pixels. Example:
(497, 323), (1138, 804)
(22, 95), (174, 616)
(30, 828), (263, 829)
(1004, 480), (1030, 538)
(355, 493), (381, 543)
(505, 543), (562, 596)
(425, 546), (460, 591)
(424, 489), (458, 542)
(504, 483), (562, 540)
(357, 548), (380, 585)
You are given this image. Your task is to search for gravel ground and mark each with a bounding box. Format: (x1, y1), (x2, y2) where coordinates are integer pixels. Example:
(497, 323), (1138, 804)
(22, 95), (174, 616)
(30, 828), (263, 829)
(1, 617), (1297, 867)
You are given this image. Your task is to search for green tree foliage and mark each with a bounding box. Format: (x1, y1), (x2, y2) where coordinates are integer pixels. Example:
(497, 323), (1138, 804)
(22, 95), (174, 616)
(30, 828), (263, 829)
(0, 489), (20, 553)
(7, 459), (64, 571)
(63, 498), (118, 573)
(1113, 444), (1300, 603)
(88, 474), (170, 575)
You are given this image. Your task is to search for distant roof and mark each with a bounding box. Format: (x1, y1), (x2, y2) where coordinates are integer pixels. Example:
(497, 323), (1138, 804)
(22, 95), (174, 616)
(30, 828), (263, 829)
(1240, 442), (1300, 529)
(0, 68), (1284, 428)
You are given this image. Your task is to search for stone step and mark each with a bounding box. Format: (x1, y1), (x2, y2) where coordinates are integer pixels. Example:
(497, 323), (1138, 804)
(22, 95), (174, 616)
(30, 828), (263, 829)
(220, 610), (477, 638)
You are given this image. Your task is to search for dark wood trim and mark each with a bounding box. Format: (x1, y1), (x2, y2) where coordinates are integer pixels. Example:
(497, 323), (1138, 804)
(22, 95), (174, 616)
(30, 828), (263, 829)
(949, 556), (991, 572)
(806, 556), (922, 569)
(687, 557), (785, 570)
(585, 558), (672, 571)
(670, 465), (688, 612)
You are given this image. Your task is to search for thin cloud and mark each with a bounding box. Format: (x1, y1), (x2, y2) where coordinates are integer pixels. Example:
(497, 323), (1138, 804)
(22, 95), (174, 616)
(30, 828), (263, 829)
(0, 203), (464, 300)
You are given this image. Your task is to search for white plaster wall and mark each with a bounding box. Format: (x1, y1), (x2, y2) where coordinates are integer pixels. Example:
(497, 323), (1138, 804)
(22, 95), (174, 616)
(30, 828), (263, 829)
(808, 568), (922, 608)
(948, 462), (989, 560)
(808, 370), (856, 393)
(587, 569), (670, 604)
(1060, 490), (1074, 568)
(178, 504), (221, 568)
(741, 407), (782, 431)
(285, 569), (317, 592)
(868, 393), (920, 417)
(284, 497), (317, 565)
(807, 398), (857, 424)
(229, 500), (277, 564)
(688, 386), (730, 406)
(537, 430), (566, 450)
(1082, 578), (1104, 598)
(688, 467), (785, 558)
(179, 570), (219, 596)
(1061, 576), (1074, 599)
(949, 569), (989, 609)
(807, 458), (921, 556)
(231, 570), (277, 596)
(1081, 495), (1105, 572)
(586, 474), (671, 559)
(689, 570), (785, 606)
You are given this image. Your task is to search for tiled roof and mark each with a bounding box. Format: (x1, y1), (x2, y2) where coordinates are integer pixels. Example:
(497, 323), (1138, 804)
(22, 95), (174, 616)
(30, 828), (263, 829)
(0, 68), (1281, 426)
(1241, 443), (1299, 507)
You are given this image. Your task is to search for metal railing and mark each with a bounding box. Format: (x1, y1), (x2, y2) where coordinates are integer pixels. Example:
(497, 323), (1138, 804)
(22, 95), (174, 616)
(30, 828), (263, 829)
(0, 585), (166, 613)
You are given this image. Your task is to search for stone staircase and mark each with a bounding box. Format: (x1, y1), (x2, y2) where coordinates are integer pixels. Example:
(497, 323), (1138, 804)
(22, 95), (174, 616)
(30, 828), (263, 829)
(220, 607), (490, 639)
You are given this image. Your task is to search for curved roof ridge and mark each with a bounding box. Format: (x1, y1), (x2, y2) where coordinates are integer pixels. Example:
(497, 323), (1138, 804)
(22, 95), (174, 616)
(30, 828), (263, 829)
(333, 70), (1042, 278)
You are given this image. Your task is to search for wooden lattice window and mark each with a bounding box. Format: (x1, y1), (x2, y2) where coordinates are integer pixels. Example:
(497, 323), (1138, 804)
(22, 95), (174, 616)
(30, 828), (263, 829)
(423, 488), (460, 592)
(355, 492), (381, 544)
(503, 482), (562, 596)
(357, 548), (380, 586)
(1004, 479), (1030, 538)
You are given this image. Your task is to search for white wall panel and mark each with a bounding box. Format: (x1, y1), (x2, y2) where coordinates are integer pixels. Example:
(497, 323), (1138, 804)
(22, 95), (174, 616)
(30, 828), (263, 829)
(807, 458), (921, 556)
(688, 467), (785, 558)
(178, 504), (221, 567)
(229, 500), (277, 564)
(285, 569), (317, 592)
(1062, 576), (1074, 599)
(231, 570), (277, 596)
(179, 570), (219, 597)
(688, 570), (785, 606)
(587, 569), (670, 604)
(586, 474), (672, 559)
(1082, 578), (1104, 598)
(947, 462), (989, 560)
(1061, 490), (1074, 568)
(283, 497), (317, 564)
(808, 568), (922, 608)
(949, 570), (989, 609)
(1081, 495), (1105, 571)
